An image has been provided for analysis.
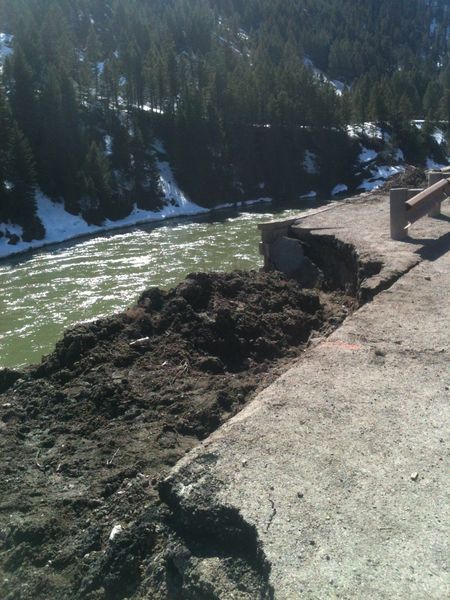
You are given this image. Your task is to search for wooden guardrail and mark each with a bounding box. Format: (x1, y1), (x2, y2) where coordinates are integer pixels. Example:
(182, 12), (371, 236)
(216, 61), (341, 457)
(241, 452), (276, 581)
(390, 171), (449, 240)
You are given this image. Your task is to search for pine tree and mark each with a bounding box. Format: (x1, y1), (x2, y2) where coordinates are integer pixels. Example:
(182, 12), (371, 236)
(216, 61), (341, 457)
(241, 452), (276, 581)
(440, 90), (450, 133)
(423, 81), (442, 122)
(0, 88), (13, 222)
(9, 47), (38, 148)
(111, 123), (131, 173)
(86, 25), (101, 100)
(9, 126), (38, 232)
(81, 142), (114, 224)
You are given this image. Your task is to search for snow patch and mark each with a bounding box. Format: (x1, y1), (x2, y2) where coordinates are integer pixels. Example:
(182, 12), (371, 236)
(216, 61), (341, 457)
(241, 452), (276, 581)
(241, 197), (272, 207)
(432, 129), (445, 145)
(303, 150), (319, 175)
(157, 158), (206, 214)
(347, 123), (386, 140)
(331, 184), (348, 196)
(299, 191), (317, 199)
(372, 165), (404, 179)
(357, 165), (405, 192)
(213, 198), (272, 211)
(303, 57), (347, 96)
(430, 18), (438, 36)
(330, 79), (346, 95)
(358, 147), (378, 163)
(153, 139), (166, 155)
(217, 35), (242, 55)
(104, 135), (113, 155)
(142, 104), (164, 115)
(0, 33), (13, 62)
(393, 148), (405, 162)
(426, 158), (448, 170)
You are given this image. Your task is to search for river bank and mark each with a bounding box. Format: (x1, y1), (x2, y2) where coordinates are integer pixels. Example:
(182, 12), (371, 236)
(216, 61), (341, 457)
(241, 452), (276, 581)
(0, 268), (354, 600)
(1, 126), (442, 263)
(0, 185), (272, 262)
(0, 165), (429, 372)
(0, 203), (319, 370)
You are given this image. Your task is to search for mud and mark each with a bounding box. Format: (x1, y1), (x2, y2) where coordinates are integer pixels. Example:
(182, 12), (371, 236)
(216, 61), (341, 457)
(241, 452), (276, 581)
(0, 270), (354, 599)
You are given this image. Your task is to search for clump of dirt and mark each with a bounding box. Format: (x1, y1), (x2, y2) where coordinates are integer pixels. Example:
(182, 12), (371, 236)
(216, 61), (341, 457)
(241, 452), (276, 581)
(381, 164), (426, 191)
(0, 270), (353, 600)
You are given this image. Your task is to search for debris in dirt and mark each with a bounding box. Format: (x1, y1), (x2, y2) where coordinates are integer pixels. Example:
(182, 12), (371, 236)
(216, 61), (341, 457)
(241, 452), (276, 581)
(109, 525), (123, 542)
(0, 269), (355, 600)
(410, 472), (419, 482)
(129, 337), (151, 349)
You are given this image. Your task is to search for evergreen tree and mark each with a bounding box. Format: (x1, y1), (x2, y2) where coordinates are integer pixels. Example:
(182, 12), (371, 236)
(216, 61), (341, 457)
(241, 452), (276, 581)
(8, 126), (37, 228)
(81, 142), (114, 224)
(0, 88), (13, 222)
(8, 47), (38, 148)
(440, 90), (450, 133)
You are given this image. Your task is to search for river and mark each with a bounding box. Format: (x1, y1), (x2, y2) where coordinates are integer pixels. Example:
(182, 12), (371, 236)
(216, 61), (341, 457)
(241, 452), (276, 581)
(0, 202), (319, 369)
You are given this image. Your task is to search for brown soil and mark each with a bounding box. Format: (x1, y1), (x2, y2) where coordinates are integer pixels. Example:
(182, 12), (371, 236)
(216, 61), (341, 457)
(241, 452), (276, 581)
(380, 164), (427, 191)
(0, 270), (353, 600)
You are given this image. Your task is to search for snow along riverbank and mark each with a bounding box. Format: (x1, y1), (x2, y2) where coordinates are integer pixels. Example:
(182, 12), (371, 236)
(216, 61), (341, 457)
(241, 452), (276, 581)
(2, 128), (448, 260)
(0, 156), (271, 260)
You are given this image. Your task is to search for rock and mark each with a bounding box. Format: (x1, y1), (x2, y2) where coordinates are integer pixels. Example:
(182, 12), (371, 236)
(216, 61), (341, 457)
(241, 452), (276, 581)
(0, 369), (23, 394)
(197, 356), (224, 374)
(108, 525), (123, 542)
(410, 472), (419, 482)
(7, 234), (20, 245)
(129, 337), (151, 350)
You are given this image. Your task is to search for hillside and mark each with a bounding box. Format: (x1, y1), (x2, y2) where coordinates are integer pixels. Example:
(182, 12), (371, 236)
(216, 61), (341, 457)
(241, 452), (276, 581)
(0, 0), (449, 250)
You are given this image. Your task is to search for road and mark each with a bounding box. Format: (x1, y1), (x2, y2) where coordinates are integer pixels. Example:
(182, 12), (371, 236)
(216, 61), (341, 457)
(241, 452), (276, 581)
(161, 195), (450, 599)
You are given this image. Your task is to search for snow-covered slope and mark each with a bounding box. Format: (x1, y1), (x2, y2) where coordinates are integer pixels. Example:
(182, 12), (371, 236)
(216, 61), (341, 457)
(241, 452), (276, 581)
(0, 32), (13, 68)
(0, 144), (273, 259)
(0, 151), (209, 259)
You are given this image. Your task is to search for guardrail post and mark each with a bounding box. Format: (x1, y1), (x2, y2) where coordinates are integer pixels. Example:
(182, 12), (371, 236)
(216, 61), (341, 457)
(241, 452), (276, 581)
(390, 188), (409, 240)
(427, 171), (444, 217)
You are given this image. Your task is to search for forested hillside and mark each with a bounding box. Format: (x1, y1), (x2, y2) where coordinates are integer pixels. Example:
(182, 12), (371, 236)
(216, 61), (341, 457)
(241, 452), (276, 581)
(0, 0), (449, 241)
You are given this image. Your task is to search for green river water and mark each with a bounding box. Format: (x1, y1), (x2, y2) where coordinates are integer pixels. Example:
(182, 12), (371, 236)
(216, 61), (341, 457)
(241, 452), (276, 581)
(0, 204), (317, 369)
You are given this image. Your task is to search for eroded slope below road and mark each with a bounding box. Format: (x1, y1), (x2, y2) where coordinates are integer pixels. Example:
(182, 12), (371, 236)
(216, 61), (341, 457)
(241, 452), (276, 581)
(158, 198), (450, 600)
(161, 248), (450, 600)
(0, 267), (354, 600)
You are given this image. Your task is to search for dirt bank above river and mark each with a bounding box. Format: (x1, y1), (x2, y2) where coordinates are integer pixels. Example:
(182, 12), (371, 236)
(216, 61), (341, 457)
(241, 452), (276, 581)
(0, 270), (353, 599)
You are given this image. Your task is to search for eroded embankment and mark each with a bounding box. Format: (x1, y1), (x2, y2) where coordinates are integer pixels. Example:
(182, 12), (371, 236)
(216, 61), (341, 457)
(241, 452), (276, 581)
(0, 236), (367, 600)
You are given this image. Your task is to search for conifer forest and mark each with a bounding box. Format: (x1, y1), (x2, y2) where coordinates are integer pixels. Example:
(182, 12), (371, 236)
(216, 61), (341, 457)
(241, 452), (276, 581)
(0, 0), (449, 238)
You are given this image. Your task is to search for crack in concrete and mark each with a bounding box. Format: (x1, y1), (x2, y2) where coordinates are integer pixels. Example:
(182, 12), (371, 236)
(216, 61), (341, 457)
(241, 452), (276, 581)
(265, 496), (277, 532)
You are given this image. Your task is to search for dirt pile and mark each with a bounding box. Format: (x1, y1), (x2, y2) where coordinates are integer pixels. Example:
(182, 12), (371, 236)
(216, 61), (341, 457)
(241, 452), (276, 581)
(0, 270), (353, 600)
(380, 164), (426, 191)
